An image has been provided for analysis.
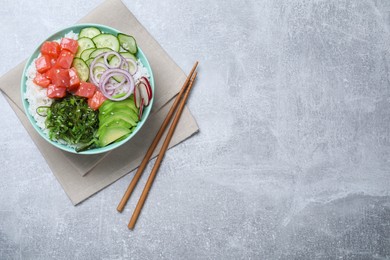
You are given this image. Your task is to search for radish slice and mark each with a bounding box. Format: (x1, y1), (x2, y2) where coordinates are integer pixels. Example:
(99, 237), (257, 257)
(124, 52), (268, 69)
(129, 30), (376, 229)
(134, 82), (141, 108)
(138, 82), (150, 106)
(140, 76), (152, 100)
(138, 98), (144, 120)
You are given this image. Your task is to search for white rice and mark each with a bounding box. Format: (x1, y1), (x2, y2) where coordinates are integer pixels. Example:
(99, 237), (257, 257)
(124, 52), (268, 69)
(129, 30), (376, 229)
(24, 30), (150, 138)
(24, 61), (53, 133)
(133, 60), (150, 80)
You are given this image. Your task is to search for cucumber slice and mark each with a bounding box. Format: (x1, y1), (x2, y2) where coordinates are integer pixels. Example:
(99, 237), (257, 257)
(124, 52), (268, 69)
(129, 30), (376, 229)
(108, 56), (126, 82)
(120, 52), (137, 74)
(92, 34), (120, 52)
(80, 48), (96, 61)
(108, 52), (137, 68)
(117, 33), (137, 54)
(75, 37), (95, 57)
(93, 57), (105, 64)
(113, 75), (125, 83)
(88, 58), (106, 83)
(85, 58), (94, 67)
(93, 66), (106, 82)
(79, 27), (101, 39)
(89, 48), (113, 59)
(72, 58), (89, 81)
(107, 53), (137, 80)
(120, 52), (137, 61)
(108, 56), (122, 68)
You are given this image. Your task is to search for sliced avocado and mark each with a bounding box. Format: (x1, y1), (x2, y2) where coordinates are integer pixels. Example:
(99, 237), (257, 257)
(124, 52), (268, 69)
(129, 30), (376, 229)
(115, 132), (131, 142)
(97, 117), (135, 137)
(100, 101), (138, 115)
(100, 96), (138, 114)
(98, 126), (131, 147)
(100, 117), (133, 129)
(100, 104), (136, 115)
(99, 108), (138, 124)
(97, 96), (139, 148)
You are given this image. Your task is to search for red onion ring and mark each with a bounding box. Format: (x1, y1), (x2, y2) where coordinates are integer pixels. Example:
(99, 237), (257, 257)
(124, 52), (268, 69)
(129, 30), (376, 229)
(99, 68), (135, 101)
(89, 51), (139, 100)
(126, 58), (138, 75)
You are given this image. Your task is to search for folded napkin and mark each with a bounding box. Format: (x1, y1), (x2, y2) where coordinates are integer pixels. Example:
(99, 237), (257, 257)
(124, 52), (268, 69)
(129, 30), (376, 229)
(0, 0), (199, 205)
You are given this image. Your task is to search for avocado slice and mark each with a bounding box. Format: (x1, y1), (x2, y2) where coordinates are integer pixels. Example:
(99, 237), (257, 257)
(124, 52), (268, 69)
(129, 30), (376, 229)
(97, 116), (136, 137)
(99, 108), (138, 124)
(98, 126), (131, 147)
(97, 95), (140, 147)
(100, 96), (138, 114)
(100, 117), (134, 129)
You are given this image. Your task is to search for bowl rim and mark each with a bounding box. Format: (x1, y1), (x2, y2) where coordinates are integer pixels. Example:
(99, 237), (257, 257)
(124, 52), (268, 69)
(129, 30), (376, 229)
(20, 23), (154, 155)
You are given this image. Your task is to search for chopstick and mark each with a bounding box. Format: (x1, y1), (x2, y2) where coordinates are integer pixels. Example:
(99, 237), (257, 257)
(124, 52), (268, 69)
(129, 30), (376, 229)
(127, 70), (197, 229)
(116, 61), (199, 212)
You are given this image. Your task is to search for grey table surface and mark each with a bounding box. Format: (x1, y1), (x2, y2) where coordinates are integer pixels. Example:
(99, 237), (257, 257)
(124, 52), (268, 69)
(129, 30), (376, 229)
(1, 0), (390, 259)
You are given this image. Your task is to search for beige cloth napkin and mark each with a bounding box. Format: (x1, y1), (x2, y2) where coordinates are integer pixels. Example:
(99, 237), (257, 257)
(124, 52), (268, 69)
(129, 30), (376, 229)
(0, 0), (199, 205)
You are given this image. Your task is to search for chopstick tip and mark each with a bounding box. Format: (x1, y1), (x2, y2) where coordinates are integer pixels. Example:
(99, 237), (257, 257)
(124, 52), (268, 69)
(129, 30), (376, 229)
(191, 61), (199, 72)
(127, 223), (135, 230)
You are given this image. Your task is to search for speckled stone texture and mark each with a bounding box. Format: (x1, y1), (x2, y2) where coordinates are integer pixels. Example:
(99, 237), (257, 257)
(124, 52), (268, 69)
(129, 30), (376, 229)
(1, 0), (390, 259)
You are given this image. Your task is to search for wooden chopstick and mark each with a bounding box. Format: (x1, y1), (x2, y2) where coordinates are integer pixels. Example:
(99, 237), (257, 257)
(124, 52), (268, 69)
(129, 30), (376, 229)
(117, 62), (199, 213)
(128, 71), (198, 229)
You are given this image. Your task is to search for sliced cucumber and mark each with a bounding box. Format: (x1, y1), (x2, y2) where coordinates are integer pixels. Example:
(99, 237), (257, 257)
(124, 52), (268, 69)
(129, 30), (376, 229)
(93, 66), (106, 82)
(79, 27), (101, 39)
(92, 57), (105, 65)
(94, 57), (105, 64)
(117, 33), (137, 54)
(120, 52), (137, 61)
(85, 58), (94, 67)
(92, 34), (120, 52)
(89, 48), (113, 59)
(107, 53), (137, 81)
(120, 52), (138, 74)
(108, 56), (125, 82)
(108, 55), (122, 68)
(113, 75), (125, 83)
(108, 52), (137, 68)
(72, 58), (89, 81)
(75, 37), (95, 57)
(80, 48), (96, 61)
(88, 57), (106, 83)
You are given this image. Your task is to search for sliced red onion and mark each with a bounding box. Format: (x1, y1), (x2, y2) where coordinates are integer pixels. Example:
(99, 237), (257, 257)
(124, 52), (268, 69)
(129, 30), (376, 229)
(93, 70), (105, 84)
(99, 68), (135, 101)
(89, 50), (139, 101)
(105, 52), (121, 68)
(89, 53), (108, 85)
(126, 58), (138, 75)
(120, 60), (129, 71)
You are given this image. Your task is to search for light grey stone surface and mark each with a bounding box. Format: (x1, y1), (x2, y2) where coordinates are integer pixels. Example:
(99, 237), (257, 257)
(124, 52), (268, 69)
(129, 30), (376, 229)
(1, 0), (390, 259)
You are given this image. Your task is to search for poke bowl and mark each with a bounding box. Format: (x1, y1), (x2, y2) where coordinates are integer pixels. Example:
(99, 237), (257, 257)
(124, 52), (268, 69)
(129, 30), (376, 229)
(21, 24), (154, 154)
